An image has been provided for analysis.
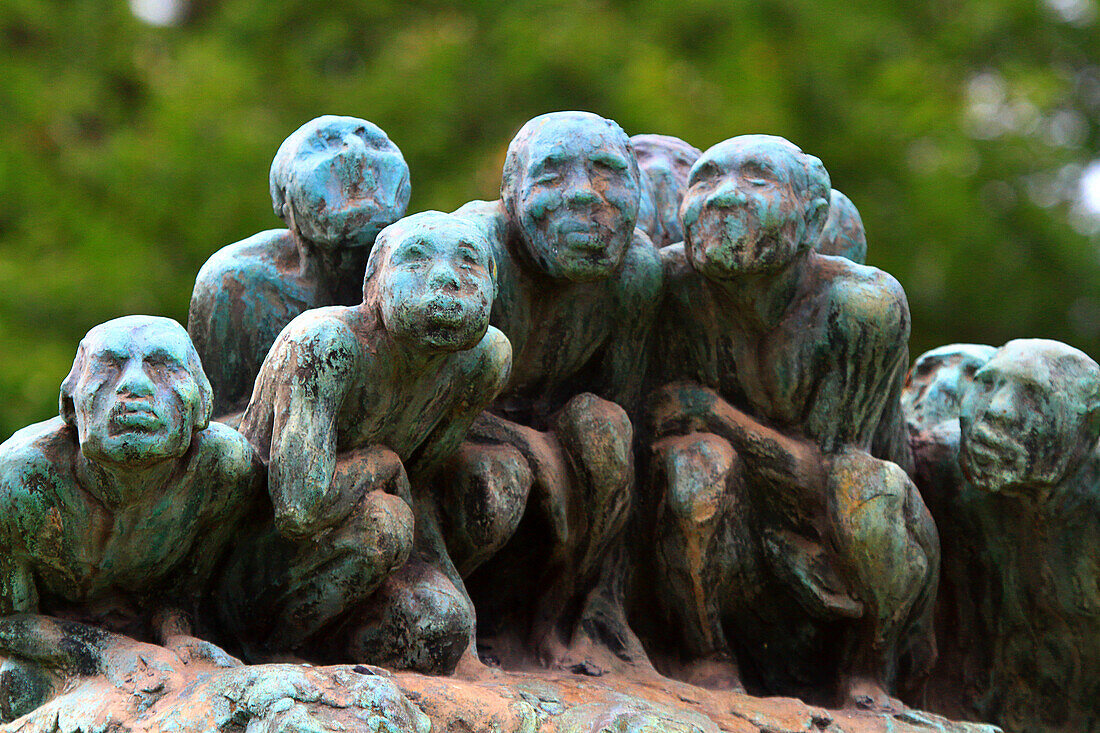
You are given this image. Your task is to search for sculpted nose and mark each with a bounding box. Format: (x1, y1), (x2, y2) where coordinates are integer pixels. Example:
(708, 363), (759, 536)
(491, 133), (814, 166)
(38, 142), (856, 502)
(429, 263), (461, 291)
(982, 387), (1017, 426)
(117, 360), (155, 397)
(707, 180), (747, 208)
(565, 174), (600, 207)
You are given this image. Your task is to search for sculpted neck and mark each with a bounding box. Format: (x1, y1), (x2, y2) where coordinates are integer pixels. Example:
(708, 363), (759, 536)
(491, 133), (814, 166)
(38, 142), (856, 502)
(708, 250), (814, 333)
(293, 230), (372, 305)
(76, 452), (180, 512)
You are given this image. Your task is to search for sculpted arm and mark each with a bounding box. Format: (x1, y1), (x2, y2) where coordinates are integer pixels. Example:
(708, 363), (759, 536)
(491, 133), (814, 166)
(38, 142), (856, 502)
(649, 383), (826, 507)
(265, 320), (361, 539)
(809, 271), (912, 456)
(0, 448), (45, 617)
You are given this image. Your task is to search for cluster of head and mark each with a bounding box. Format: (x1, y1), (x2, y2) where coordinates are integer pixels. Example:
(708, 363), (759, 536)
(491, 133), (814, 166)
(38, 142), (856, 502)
(906, 339), (1100, 499)
(60, 114), (869, 486)
(269, 111), (865, 312)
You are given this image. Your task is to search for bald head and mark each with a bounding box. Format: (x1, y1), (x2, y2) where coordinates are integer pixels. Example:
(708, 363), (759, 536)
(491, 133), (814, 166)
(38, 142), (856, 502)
(61, 316), (212, 470)
(631, 133), (702, 247)
(816, 189), (867, 263)
(902, 343), (997, 432)
(501, 111), (641, 281)
(681, 134), (831, 280)
(959, 338), (1100, 496)
(270, 115), (411, 250)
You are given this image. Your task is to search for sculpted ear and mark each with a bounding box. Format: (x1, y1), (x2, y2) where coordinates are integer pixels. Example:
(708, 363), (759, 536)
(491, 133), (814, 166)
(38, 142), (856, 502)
(801, 154), (832, 248)
(188, 349), (214, 431)
(59, 344), (86, 426)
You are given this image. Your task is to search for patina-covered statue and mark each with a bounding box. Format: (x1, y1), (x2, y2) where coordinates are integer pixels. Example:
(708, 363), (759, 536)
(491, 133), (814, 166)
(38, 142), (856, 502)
(450, 111), (663, 672)
(187, 115), (411, 423)
(631, 133), (702, 248)
(644, 134), (936, 710)
(0, 109), (1045, 733)
(225, 211), (511, 675)
(0, 316), (262, 720)
(907, 339), (1100, 732)
(816, 189), (867, 263)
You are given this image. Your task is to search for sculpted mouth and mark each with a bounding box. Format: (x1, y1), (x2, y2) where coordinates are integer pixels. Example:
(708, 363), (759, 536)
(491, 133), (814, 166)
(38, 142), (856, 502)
(110, 403), (163, 433)
(425, 298), (465, 327)
(962, 424), (1022, 476)
(556, 221), (606, 251)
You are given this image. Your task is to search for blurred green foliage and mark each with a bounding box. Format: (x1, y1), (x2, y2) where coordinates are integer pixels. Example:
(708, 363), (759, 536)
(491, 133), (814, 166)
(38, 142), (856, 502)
(2, 0), (1100, 437)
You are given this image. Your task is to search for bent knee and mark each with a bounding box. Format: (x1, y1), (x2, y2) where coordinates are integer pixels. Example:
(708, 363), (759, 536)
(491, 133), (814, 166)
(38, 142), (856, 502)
(347, 569), (473, 674)
(343, 492), (415, 576)
(554, 394), (634, 499)
(652, 433), (737, 524)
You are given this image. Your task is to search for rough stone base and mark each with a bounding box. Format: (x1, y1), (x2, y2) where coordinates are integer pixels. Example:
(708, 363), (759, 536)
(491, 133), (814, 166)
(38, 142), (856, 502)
(0, 659), (1002, 733)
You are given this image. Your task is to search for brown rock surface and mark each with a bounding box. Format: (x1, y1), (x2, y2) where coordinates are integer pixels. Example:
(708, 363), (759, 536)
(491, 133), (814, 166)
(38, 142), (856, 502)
(1, 654), (1000, 733)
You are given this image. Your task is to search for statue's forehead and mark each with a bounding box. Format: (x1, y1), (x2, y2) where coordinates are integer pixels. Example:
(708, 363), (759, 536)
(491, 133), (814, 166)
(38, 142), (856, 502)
(915, 344), (996, 372)
(518, 118), (628, 162)
(387, 216), (491, 256)
(292, 116), (395, 155)
(632, 135), (699, 166)
(701, 136), (802, 173)
(982, 347), (1059, 389)
(84, 318), (192, 360)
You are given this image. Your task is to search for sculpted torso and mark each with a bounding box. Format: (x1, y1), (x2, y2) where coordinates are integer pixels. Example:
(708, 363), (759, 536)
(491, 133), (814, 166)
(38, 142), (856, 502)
(661, 245), (908, 449)
(0, 420), (255, 603)
(244, 305), (509, 465)
(189, 230), (322, 415)
(457, 199), (659, 420)
(0, 316), (261, 617)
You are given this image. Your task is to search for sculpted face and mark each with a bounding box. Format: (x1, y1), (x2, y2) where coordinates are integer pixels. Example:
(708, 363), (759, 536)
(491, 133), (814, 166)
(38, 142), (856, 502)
(502, 112), (640, 282)
(631, 133), (702, 247)
(902, 343), (996, 432)
(369, 212), (497, 351)
(61, 316), (213, 469)
(959, 340), (1100, 496)
(681, 135), (830, 280)
(271, 115), (411, 250)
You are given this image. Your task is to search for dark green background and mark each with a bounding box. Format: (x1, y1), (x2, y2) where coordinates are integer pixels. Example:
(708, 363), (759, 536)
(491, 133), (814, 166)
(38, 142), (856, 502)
(3, 0), (1100, 437)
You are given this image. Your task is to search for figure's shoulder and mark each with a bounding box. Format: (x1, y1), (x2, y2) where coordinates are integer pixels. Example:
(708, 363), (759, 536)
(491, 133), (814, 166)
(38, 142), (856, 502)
(449, 326), (512, 393)
(0, 419), (73, 508)
(453, 200), (509, 247)
(190, 422), (263, 481)
(193, 230), (296, 286)
(658, 243), (709, 305)
(813, 254), (910, 340)
(268, 306), (364, 376)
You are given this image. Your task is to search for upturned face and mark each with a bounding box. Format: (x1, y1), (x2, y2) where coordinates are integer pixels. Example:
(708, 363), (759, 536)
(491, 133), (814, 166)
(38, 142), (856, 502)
(959, 340), (1100, 496)
(681, 136), (826, 280)
(902, 344), (996, 432)
(376, 214), (496, 351)
(503, 112), (640, 282)
(631, 133), (701, 247)
(66, 318), (208, 469)
(277, 116), (411, 250)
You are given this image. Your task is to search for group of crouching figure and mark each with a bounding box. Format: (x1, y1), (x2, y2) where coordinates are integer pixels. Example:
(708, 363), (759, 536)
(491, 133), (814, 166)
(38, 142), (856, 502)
(0, 110), (1095, 732)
